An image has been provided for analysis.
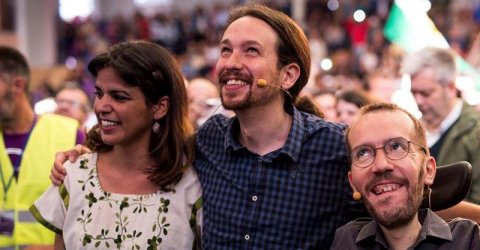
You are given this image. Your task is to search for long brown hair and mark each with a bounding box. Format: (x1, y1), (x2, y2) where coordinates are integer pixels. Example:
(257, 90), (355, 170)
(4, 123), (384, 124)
(86, 41), (194, 191)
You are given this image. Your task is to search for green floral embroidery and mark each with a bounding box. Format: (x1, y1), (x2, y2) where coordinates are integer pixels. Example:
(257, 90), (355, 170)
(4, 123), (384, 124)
(79, 159), (89, 169)
(76, 162), (171, 248)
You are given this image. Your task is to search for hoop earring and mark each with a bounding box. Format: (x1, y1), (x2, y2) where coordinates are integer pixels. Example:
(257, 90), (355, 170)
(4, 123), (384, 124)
(353, 191), (362, 201)
(152, 121), (160, 133)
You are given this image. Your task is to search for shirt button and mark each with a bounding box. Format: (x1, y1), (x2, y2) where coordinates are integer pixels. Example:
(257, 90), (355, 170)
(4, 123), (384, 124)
(245, 234), (250, 240)
(252, 195), (258, 201)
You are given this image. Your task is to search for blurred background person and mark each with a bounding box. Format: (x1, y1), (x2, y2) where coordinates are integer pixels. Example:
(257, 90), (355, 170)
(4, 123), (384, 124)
(336, 88), (377, 126)
(187, 77), (220, 130)
(401, 47), (480, 204)
(54, 81), (93, 131)
(313, 90), (337, 122)
(365, 68), (399, 103)
(0, 46), (82, 249)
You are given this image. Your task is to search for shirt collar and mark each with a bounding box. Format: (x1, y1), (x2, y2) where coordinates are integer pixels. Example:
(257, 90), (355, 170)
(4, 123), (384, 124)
(223, 107), (304, 163)
(415, 208), (452, 243)
(439, 100), (463, 134)
(355, 209), (452, 247)
(278, 107), (304, 163)
(356, 217), (386, 247)
(224, 116), (243, 151)
(426, 100), (462, 146)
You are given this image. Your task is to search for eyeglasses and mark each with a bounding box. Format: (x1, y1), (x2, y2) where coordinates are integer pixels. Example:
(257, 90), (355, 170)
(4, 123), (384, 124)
(351, 137), (427, 168)
(55, 98), (86, 111)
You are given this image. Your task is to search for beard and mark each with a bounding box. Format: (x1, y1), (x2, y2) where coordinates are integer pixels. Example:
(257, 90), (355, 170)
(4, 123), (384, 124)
(364, 166), (425, 229)
(220, 77), (281, 111)
(220, 86), (254, 110)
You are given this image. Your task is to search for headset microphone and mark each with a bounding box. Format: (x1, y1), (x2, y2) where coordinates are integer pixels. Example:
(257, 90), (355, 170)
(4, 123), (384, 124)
(256, 79), (292, 99)
(257, 79), (268, 87)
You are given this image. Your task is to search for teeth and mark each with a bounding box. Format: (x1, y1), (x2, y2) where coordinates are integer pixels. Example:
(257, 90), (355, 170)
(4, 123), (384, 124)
(101, 120), (119, 127)
(372, 184), (400, 195)
(226, 79), (247, 86)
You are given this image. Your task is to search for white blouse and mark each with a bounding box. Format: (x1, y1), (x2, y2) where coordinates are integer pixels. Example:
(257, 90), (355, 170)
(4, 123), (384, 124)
(31, 153), (202, 249)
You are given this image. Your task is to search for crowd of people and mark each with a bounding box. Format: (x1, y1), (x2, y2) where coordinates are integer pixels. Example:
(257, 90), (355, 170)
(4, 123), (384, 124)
(34, 0), (480, 129)
(1, 0), (480, 249)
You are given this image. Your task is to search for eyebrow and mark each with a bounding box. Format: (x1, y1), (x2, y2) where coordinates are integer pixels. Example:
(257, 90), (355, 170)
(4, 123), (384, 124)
(94, 85), (132, 96)
(220, 39), (263, 48)
(352, 137), (405, 149)
(219, 38), (231, 46)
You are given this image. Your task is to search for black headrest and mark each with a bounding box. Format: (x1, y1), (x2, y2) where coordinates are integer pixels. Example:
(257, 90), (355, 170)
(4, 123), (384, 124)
(421, 161), (472, 211)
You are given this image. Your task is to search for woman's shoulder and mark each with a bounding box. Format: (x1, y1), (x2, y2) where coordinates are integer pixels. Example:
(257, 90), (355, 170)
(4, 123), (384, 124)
(178, 165), (201, 191)
(170, 165), (202, 203)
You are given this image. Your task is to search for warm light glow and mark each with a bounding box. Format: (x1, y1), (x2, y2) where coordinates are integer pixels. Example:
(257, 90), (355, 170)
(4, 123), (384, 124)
(59, 0), (94, 21)
(421, 0), (432, 12)
(327, 0), (339, 11)
(320, 58), (333, 71)
(353, 10), (366, 22)
(456, 75), (480, 105)
(65, 56), (77, 70)
(34, 98), (56, 115)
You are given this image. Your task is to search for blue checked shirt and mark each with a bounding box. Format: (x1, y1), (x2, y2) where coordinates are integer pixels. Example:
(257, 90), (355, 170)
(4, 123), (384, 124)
(195, 108), (365, 249)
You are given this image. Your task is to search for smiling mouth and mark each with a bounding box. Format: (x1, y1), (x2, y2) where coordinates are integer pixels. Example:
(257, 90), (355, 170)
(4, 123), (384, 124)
(226, 79), (248, 86)
(371, 183), (403, 195)
(101, 119), (120, 128)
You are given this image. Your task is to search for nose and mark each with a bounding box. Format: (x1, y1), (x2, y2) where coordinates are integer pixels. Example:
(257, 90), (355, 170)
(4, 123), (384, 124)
(224, 51), (242, 70)
(337, 113), (349, 125)
(412, 93), (425, 109)
(370, 148), (394, 173)
(93, 96), (112, 113)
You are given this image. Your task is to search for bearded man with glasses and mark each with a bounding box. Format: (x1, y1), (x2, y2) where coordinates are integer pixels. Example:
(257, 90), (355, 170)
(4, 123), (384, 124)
(331, 103), (480, 250)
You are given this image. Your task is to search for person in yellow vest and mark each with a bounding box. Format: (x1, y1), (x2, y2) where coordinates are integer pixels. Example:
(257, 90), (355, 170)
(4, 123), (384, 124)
(0, 46), (83, 249)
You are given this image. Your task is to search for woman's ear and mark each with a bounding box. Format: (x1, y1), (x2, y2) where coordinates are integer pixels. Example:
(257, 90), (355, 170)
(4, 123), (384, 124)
(280, 63), (300, 90)
(153, 96), (170, 120)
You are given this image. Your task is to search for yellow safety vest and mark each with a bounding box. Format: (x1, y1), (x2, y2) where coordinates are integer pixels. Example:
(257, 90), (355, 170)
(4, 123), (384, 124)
(0, 114), (77, 249)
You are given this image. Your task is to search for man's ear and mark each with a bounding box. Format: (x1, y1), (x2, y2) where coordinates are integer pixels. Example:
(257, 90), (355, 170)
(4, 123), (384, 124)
(348, 171), (358, 193)
(12, 76), (27, 96)
(153, 96), (170, 120)
(348, 171), (364, 201)
(280, 63), (300, 90)
(446, 81), (459, 97)
(424, 156), (436, 186)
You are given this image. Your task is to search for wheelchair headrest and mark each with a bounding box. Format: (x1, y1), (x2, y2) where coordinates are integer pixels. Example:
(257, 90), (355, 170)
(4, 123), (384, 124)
(421, 161), (472, 211)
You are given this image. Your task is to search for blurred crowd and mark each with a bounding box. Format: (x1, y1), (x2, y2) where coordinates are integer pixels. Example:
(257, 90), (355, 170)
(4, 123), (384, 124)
(32, 0), (480, 128)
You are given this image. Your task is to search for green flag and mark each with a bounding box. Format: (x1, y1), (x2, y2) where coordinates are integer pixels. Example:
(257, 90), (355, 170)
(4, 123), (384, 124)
(384, 0), (480, 90)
